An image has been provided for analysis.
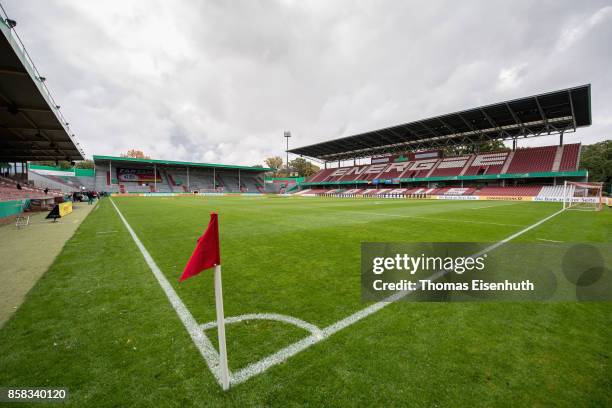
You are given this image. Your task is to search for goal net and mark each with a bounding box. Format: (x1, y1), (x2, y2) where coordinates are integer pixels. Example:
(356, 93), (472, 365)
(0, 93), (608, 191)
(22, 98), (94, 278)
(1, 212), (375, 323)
(563, 181), (603, 211)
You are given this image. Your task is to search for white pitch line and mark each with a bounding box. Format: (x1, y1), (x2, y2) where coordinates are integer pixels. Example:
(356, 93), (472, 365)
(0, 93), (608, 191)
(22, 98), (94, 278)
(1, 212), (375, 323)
(112, 197), (565, 389)
(537, 238), (564, 243)
(230, 207), (566, 386)
(469, 202), (520, 209)
(347, 210), (524, 227)
(110, 199), (224, 387)
(200, 313), (323, 339)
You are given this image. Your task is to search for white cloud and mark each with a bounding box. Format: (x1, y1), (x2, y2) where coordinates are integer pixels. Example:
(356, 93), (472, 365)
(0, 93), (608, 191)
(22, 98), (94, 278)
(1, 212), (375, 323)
(556, 6), (612, 52)
(3, 0), (611, 166)
(496, 63), (528, 92)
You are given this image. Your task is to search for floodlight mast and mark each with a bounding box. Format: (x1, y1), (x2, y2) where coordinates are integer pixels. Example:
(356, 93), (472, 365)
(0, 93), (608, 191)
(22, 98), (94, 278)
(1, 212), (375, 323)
(284, 131), (291, 175)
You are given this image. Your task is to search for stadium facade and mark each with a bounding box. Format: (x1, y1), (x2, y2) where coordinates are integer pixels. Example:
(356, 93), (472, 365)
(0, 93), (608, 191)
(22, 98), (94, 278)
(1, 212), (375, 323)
(93, 156), (271, 194)
(290, 86), (596, 202)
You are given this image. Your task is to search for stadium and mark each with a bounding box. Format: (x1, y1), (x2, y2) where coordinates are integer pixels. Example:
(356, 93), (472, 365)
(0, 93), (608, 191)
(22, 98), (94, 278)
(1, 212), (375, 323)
(0, 2), (610, 408)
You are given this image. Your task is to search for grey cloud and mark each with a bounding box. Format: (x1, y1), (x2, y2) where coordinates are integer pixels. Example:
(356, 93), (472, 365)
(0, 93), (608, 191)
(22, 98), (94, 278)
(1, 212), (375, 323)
(3, 0), (611, 165)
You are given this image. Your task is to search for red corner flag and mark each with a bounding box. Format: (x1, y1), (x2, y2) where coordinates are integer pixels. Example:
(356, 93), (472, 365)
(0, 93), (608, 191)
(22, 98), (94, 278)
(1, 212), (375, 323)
(179, 213), (221, 282)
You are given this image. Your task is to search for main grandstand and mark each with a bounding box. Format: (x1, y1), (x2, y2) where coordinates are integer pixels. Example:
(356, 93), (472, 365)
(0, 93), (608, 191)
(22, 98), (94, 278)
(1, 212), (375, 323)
(93, 156), (270, 194)
(291, 85), (593, 202)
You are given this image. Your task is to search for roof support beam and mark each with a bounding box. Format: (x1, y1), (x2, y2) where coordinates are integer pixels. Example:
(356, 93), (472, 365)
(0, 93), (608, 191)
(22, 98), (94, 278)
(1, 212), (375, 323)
(4, 126), (65, 132)
(478, 107), (500, 130)
(505, 103), (522, 127)
(416, 120), (443, 137)
(0, 67), (28, 76)
(533, 96), (550, 134)
(1, 104), (52, 113)
(568, 90), (577, 132)
(436, 117), (461, 135)
(505, 102), (526, 137)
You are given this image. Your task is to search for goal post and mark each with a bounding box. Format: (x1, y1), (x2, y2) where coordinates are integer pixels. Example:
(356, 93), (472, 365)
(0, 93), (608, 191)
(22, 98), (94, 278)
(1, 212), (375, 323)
(563, 181), (603, 211)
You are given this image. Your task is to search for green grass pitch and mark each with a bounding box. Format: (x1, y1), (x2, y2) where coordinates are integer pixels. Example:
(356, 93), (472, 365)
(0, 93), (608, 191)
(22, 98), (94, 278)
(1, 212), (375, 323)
(0, 196), (610, 407)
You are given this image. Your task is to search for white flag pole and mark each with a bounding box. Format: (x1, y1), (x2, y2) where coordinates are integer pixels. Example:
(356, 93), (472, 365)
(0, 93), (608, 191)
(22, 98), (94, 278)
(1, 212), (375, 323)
(214, 264), (230, 390)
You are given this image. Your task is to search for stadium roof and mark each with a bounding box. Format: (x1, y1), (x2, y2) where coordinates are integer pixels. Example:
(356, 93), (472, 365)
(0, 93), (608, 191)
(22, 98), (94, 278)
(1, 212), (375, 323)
(0, 12), (84, 162)
(289, 85), (591, 162)
(93, 155), (272, 172)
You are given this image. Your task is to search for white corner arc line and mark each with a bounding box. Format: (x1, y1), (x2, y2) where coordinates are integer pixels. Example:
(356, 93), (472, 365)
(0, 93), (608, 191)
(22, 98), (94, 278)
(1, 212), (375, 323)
(230, 207), (566, 386)
(111, 197), (565, 389)
(110, 199), (225, 386)
(200, 313), (323, 339)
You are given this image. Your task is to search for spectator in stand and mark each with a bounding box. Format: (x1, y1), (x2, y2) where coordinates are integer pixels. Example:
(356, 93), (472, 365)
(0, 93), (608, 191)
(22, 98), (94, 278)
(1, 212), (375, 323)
(16, 183), (22, 190)
(44, 187), (49, 195)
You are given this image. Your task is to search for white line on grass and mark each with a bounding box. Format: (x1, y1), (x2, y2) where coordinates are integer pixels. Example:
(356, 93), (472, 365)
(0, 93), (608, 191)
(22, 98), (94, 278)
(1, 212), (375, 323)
(347, 210), (524, 227)
(200, 313), (323, 339)
(110, 199), (225, 387)
(468, 202), (521, 209)
(536, 238), (564, 243)
(112, 197), (565, 389)
(229, 207), (565, 386)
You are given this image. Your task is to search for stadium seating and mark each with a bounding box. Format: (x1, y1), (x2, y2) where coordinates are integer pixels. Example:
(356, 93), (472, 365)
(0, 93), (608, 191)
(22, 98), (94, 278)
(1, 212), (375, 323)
(336, 165), (369, 181)
(536, 185), (565, 199)
(294, 183), (581, 199)
(459, 187), (477, 195)
(443, 187), (471, 195)
(305, 144), (581, 185)
(402, 159), (439, 178)
(0, 177), (63, 201)
(306, 168), (336, 182)
(372, 162), (413, 181)
(28, 170), (88, 193)
(462, 151), (511, 176)
(241, 175), (264, 193)
(558, 143), (581, 171)
(429, 157), (471, 177)
(475, 186), (543, 196)
(505, 146), (557, 173)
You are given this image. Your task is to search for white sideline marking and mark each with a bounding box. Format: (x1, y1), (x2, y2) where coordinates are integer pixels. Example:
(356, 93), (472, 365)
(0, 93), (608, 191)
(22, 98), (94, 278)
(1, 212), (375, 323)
(469, 203), (519, 209)
(200, 313), (323, 339)
(111, 197), (564, 388)
(347, 210), (524, 227)
(230, 207), (565, 386)
(537, 238), (564, 243)
(110, 199), (224, 387)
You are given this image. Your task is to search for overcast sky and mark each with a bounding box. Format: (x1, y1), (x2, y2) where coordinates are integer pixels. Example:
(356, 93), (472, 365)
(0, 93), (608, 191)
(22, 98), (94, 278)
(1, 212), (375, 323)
(4, 0), (611, 166)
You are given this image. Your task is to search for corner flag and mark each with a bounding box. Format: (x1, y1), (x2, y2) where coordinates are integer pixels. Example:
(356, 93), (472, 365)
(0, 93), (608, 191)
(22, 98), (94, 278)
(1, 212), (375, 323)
(179, 212), (230, 390)
(179, 213), (221, 282)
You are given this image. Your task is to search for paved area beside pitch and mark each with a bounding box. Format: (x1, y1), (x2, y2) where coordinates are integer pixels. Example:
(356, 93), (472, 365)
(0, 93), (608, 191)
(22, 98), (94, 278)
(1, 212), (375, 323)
(0, 201), (97, 326)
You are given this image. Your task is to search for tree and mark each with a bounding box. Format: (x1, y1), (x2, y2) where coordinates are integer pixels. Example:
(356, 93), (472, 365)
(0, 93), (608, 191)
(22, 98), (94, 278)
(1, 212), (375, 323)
(579, 141), (611, 188)
(443, 140), (508, 156)
(264, 156), (283, 176)
(289, 157), (320, 177)
(75, 159), (94, 169)
(121, 149), (151, 159)
(31, 160), (73, 169)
